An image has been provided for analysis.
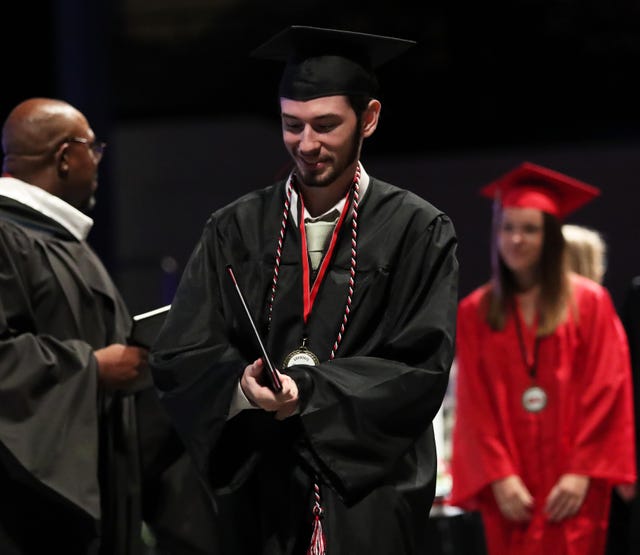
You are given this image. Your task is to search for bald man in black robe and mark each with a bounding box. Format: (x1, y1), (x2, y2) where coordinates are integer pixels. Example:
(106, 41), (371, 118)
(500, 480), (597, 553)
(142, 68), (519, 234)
(0, 98), (217, 555)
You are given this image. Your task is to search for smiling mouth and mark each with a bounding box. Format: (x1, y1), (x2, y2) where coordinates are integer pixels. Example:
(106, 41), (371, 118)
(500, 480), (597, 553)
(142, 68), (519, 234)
(299, 158), (325, 171)
(300, 156), (321, 165)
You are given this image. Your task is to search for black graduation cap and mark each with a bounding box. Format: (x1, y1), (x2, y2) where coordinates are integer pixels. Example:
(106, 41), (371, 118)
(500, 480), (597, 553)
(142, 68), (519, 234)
(251, 25), (416, 101)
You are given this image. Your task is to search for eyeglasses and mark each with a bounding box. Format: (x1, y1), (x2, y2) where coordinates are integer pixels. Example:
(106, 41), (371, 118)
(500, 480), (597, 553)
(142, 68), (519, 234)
(64, 136), (107, 161)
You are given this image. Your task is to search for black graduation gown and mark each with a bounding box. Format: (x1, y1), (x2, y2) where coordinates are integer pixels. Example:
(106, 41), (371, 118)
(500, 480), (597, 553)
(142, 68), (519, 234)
(135, 387), (219, 555)
(150, 176), (459, 555)
(0, 196), (141, 554)
(606, 277), (640, 555)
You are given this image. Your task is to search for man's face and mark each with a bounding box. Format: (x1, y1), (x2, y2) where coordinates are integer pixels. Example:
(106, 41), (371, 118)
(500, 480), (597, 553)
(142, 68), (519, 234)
(280, 95), (361, 188)
(61, 129), (103, 212)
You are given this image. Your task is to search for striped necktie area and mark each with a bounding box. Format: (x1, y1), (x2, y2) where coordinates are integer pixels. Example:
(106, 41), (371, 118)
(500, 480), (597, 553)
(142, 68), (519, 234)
(304, 210), (340, 271)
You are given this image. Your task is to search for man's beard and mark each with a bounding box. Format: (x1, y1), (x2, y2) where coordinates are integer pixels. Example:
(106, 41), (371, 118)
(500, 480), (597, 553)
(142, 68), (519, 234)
(297, 131), (361, 188)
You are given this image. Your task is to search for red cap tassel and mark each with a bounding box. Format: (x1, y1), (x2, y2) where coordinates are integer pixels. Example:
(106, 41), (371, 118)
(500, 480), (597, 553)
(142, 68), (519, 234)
(307, 482), (326, 555)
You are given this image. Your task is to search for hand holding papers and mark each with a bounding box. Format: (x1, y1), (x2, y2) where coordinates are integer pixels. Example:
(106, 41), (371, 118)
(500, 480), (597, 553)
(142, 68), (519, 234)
(124, 304), (171, 393)
(226, 265), (283, 392)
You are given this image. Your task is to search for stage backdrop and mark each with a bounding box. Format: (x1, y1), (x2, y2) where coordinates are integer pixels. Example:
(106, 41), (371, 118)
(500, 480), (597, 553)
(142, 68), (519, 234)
(109, 116), (640, 316)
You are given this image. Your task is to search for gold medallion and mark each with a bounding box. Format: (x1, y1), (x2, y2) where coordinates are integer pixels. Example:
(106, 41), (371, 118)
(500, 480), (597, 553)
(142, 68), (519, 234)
(283, 339), (319, 368)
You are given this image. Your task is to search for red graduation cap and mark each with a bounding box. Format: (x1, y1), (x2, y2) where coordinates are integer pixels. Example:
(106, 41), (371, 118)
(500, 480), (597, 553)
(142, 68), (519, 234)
(480, 161), (601, 219)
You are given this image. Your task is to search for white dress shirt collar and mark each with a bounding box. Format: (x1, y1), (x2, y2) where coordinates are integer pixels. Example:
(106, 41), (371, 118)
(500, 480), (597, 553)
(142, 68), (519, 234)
(0, 176), (93, 240)
(289, 163), (370, 225)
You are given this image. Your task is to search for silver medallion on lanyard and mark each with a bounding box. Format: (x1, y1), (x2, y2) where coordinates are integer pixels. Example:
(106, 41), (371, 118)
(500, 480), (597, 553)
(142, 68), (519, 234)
(513, 302), (547, 413)
(282, 179), (353, 368)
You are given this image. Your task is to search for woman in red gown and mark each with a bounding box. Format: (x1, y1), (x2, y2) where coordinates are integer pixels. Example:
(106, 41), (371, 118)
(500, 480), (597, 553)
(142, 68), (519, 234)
(450, 162), (636, 555)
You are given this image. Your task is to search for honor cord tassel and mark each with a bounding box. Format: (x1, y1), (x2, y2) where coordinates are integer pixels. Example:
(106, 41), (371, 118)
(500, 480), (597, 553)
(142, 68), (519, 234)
(307, 482), (326, 555)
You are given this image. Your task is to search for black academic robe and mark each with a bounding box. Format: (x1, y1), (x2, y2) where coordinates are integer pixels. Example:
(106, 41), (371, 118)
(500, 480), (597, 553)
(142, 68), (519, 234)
(0, 196), (141, 554)
(606, 277), (640, 555)
(151, 176), (459, 555)
(135, 387), (219, 555)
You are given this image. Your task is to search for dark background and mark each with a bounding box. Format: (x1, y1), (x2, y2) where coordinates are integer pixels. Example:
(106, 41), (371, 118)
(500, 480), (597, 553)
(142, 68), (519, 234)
(2, 0), (640, 311)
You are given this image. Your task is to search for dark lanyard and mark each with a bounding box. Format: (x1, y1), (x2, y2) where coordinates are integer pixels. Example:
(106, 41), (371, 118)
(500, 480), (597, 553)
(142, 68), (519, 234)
(512, 301), (541, 380)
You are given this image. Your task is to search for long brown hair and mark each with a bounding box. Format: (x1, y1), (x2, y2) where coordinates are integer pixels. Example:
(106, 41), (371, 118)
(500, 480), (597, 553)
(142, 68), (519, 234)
(485, 210), (571, 335)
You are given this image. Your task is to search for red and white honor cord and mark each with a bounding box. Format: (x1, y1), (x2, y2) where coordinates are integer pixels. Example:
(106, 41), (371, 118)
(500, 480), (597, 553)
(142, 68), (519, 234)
(267, 165), (361, 555)
(307, 482), (326, 555)
(267, 182), (292, 325)
(268, 165), (360, 358)
(330, 169), (359, 360)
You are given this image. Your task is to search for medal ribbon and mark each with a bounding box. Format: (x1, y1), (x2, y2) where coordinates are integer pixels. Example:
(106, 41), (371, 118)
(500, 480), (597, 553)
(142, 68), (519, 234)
(298, 186), (352, 323)
(512, 301), (541, 379)
(268, 167), (360, 555)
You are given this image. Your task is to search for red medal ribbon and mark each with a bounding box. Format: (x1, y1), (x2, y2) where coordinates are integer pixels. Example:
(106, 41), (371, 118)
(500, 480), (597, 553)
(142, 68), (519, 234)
(512, 301), (541, 379)
(298, 186), (352, 323)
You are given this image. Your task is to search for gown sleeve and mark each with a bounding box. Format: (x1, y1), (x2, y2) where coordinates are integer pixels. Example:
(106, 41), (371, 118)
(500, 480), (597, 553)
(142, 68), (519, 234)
(0, 222), (101, 518)
(449, 292), (518, 507)
(291, 212), (458, 503)
(150, 216), (248, 475)
(566, 283), (636, 483)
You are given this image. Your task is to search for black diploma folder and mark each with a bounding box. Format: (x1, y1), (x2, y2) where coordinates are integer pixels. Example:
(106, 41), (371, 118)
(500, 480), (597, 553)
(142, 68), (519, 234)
(226, 265), (283, 392)
(129, 304), (171, 348)
(122, 304), (171, 393)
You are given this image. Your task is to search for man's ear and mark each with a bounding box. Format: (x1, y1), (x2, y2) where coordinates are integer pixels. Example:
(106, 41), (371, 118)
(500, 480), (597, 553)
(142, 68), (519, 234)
(361, 99), (381, 138)
(56, 143), (70, 176)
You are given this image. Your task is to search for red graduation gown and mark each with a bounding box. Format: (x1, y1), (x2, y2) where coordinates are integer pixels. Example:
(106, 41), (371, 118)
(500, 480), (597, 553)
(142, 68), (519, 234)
(450, 274), (636, 555)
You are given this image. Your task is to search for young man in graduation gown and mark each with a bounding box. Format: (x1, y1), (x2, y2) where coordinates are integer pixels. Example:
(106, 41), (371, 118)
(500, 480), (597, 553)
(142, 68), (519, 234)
(150, 26), (459, 555)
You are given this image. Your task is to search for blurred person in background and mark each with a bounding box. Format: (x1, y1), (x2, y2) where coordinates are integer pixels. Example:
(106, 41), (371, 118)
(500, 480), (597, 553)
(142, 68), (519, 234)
(561, 224), (638, 554)
(605, 275), (640, 555)
(450, 162), (636, 555)
(562, 224), (607, 285)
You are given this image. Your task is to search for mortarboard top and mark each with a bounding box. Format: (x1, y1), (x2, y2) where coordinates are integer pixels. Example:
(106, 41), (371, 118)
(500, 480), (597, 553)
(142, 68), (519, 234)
(480, 161), (601, 219)
(251, 25), (416, 101)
